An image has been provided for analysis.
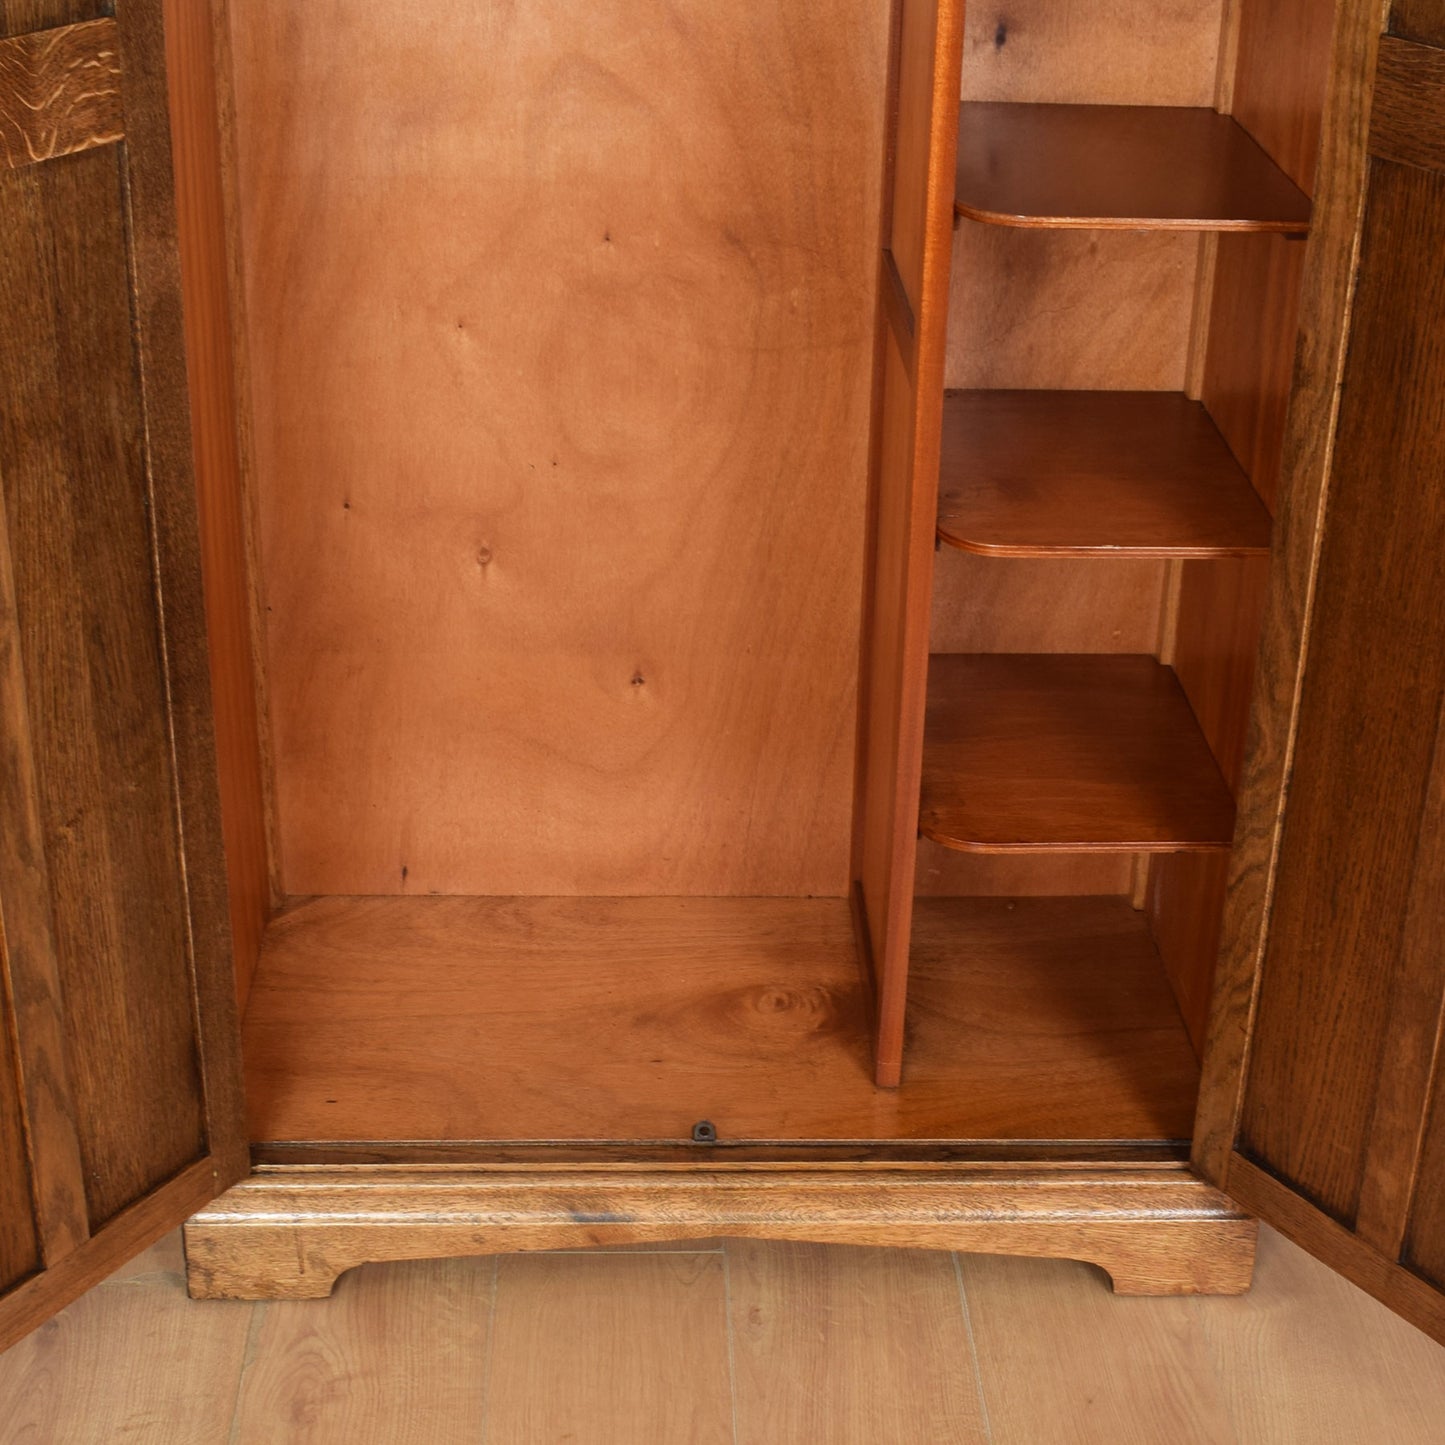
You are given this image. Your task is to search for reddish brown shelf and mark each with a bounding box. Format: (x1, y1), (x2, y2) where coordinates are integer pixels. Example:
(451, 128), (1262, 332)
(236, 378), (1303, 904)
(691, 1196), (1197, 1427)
(955, 103), (1312, 232)
(937, 391), (1274, 558)
(921, 654), (1237, 853)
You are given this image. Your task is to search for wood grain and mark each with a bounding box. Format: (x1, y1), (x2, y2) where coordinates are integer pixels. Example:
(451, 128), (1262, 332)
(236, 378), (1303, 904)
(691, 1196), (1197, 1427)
(0, 18), (120, 169)
(0, 3), (106, 43)
(1162, 0), (1338, 1089)
(487, 1253), (733, 1445)
(1405, 1049), (1445, 1290)
(1202, 1223), (1445, 1440)
(1355, 695), (1445, 1254)
(1232, 0), (1344, 194)
(853, 0), (965, 1085)
(1229, 1158), (1445, 1347)
(0, 923), (41, 1291)
(15, 1224), (1445, 1441)
(915, 845), (1133, 898)
(1393, 0), (1445, 46)
(960, 0), (1225, 107)
(921, 655), (1236, 853)
(0, 0), (245, 1344)
(1148, 852), (1231, 1057)
(230, 1259), (492, 1444)
(956, 103), (1312, 231)
(0, 1155), (222, 1354)
(0, 1238), (251, 1439)
(1191, 0), (1383, 1185)
(0, 470), (87, 1266)
(929, 546), (1169, 655)
(183, 1164), (1255, 1301)
(937, 390), (1272, 558)
(162, 0), (271, 1011)
(1170, 557), (1270, 793)
(1198, 237), (1306, 513)
(1372, 33), (1445, 171)
(728, 1240), (989, 1444)
(1237, 158), (1445, 1226)
(0, 145), (208, 1228)
(947, 226), (1198, 391)
(240, 893), (1198, 1147)
(228, 1), (886, 899)
(959, 1252), (1241, 1442)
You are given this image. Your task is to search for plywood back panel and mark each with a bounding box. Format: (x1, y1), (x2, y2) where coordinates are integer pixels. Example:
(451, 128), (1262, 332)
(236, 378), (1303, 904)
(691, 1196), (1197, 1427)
(960, 0), (1226, 106)
(227, 2), (888, 897)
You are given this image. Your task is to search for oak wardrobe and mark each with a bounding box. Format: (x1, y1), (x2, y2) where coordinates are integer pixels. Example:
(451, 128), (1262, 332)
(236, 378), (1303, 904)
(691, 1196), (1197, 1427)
(2, 0), (1444, 1350)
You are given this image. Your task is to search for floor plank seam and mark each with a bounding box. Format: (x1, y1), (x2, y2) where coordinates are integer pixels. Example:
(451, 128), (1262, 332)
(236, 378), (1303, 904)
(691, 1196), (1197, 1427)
(225, 1298), (266, 1445)
(722, 1241), (742, 1445)
(478, 1256), (499, 1445)
(952, 1252), (996, 1444)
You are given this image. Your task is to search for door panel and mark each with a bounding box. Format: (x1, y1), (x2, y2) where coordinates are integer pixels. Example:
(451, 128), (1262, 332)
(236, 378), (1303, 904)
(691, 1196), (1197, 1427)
(3, 143), (208, 1230)
(1236, 155), (1445, 1226)
(0, 972), (39, 1292)
(0, 1), (245, 1350)
(1197, 5), (1445, 1343)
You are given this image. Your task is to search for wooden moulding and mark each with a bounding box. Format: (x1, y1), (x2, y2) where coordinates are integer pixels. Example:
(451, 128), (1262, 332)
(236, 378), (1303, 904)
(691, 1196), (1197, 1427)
(0, 18), (122, 170)
(954, 103), (1313, 232)
(183, 1163), (1258, 1302)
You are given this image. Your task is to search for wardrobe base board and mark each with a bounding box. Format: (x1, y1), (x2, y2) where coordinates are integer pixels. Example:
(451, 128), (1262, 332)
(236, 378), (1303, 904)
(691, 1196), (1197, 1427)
(183, 1161), (1257, 1301)
(240, 894), (1199, 1148)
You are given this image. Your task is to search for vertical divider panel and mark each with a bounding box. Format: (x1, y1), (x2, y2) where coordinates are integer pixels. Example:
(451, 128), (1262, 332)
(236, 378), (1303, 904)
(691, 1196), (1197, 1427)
(852, 0), (964, 1087)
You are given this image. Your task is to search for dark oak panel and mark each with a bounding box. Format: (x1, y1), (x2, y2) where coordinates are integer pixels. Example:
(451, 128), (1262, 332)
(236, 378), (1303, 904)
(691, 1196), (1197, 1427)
(0, 148), (207, 1230)
(0, 940), (39, 1291)
(0, 454), (88, 1264)
(1371, 34), (1445, 171)
(0, 3), (106, 43)
(1238, 159), (1445, 1225)
(0, 18), (121, 169)
(936, 391), (1272, 558)
(921, 655), (1236, 854)
(955, 104), (1312, 232)
(1392, 0), (1445, 47)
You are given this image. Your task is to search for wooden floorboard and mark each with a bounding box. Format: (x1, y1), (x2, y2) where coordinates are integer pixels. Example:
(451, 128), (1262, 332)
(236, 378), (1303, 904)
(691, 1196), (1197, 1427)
(241, 893), (1199, 1147)
(2, 1227), (1445, 1441)
(958, 1252), (1241, 1442)
(486, 1252), (734, 1445)
(728, 1239), (989, 1443)
(229, 1259), (492, 1444)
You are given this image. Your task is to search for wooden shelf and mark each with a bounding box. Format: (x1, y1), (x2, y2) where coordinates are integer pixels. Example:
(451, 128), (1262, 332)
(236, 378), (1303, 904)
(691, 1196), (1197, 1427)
(937, 391), (1274, 558)
(921, 654), (1237, 853)
(241, 894), (1198, 1150)
(955, 103), (1312, 232)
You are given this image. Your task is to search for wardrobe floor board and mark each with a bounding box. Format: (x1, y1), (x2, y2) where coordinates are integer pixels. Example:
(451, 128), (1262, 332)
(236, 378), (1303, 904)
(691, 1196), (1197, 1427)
(240, 894), (1199, 1149)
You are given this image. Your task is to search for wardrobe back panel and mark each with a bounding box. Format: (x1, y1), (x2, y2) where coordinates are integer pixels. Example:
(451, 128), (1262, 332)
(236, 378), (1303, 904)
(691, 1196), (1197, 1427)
(960, 0), (1225, 106)
(226, 2), (887, 897)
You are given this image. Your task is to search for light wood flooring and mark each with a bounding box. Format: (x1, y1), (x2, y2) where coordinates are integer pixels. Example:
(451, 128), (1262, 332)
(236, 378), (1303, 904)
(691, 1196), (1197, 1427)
(3, 1225), (1444, 1442)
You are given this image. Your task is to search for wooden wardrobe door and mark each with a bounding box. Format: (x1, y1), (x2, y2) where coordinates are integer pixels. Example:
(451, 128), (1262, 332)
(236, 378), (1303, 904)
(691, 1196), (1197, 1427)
(0, 0), (245, 1350)
(1196, 0), (1445, 1344)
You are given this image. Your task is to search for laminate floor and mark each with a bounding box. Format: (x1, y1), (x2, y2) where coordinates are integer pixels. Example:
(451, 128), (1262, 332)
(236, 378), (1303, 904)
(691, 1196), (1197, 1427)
(3, 1225), (1444, 1443)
